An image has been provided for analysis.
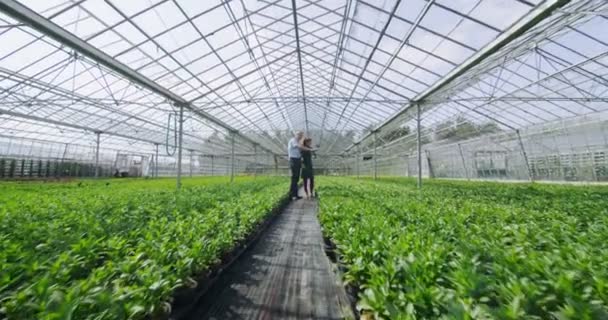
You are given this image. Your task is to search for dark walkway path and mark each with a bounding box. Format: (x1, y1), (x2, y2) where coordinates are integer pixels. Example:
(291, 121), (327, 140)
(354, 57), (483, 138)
(186, 194), (353, 320)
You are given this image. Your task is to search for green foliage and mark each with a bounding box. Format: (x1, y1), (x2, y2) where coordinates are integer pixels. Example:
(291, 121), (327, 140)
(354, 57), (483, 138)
(0, 177), (287, 319)
(318, 177), (608, 319)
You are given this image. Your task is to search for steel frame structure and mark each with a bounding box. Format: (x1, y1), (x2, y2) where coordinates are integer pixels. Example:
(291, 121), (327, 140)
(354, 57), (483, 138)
(0, 0), (607, 183)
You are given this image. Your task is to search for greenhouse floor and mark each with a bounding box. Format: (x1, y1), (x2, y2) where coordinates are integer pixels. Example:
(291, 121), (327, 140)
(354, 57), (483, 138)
(186, 190), (353, 320)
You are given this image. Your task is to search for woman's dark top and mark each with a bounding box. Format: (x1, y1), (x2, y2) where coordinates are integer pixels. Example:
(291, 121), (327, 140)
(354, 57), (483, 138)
(301, 150), (313, 178)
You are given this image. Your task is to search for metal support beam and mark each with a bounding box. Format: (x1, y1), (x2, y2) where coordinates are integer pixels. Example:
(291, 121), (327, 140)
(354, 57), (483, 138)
(290, 0), (309, 134)
(199, 152), (262, 157)
(197, 97), (411, 108)
(356, 144), (360, 179)
(189, 149), (193, 178)
(0, 108), (163, 146)
(154, 143), (159, 178)
(0, 67), (196, 143)
(230, 133), (235, 183)
(457, 143), (469, 180)
(516, 129), (533, 181)
(416, 103), (422, 189)
(61, 143), (68, 167)
(211, 155), (214, 176)
(0, 0), (277, 156)
(329, 0), (403, 131)
(176, 104), (184, 190)
(373, 131), (378, 180)
(253, 144), (258, 179)
(94, 131), (101, 178)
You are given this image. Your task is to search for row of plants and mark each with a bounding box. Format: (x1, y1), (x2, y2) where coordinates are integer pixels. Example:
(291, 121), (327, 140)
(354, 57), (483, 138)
(318, 177), (608, 319)
(0, 177), (287, 319)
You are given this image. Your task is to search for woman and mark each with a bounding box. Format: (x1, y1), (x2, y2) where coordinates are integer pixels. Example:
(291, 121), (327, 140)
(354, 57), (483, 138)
(301, 137), (315, 199)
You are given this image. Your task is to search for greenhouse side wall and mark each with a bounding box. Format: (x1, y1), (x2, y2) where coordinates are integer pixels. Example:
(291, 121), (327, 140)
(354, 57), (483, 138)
(345, 114), (608, 183)
(0, 135), (289, 179)
(0, 136), (114, 179)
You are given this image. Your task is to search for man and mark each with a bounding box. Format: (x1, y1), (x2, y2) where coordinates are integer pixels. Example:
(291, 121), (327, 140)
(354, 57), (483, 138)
(287, 131), (313, 200)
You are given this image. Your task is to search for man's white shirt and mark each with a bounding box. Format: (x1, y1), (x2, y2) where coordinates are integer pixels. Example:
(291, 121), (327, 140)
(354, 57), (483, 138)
(287, 137), (301, 158)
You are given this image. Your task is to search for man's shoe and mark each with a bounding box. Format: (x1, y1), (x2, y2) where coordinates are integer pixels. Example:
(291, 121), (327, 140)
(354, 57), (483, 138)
(292, 196), (303, 200)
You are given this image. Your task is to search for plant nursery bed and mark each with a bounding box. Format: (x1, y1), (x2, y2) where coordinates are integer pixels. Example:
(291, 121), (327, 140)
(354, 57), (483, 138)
(168, 195), (290, 320)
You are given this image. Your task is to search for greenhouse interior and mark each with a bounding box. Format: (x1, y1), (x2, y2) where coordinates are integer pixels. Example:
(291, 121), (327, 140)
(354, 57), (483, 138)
(1, 0), (608, 319)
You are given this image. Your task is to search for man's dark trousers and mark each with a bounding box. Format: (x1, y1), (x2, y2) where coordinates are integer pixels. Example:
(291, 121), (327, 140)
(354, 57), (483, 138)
(289, 157), (301, 198)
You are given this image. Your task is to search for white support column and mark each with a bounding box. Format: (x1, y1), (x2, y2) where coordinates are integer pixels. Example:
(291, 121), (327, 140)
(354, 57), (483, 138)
(210, 155), (214, 176)
(373, 131), (378, 180)
(416, 102), (422, 189)
(458, 143), (469, 180)
(356, 144), (360, 179)
(516, 129), (533, 181)
(154, 143), (159, 178)
(62, 143), (69, 162)
(176, 105), (184, 190)
(94, 131), (101, 178)
(189, 149), (193, 178)
(230, 132), (235, 183)
(253, 144), (258, 179)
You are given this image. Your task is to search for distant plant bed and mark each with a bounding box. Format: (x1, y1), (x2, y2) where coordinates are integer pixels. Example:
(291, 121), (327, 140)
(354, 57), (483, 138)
(0, 177), (287, 319)
(318, 177), (608, 319)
